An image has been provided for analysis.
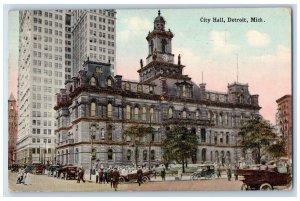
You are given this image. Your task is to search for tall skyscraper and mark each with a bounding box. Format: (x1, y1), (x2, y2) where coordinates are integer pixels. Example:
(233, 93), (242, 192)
(276, 95), (292, 159)
(73, 9), (116, 75)
(8, 93), (18, 167)
(16, 9), (116, 164)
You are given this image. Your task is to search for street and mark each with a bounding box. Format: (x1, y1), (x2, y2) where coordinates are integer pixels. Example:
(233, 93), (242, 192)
(8, 172), (244, 192)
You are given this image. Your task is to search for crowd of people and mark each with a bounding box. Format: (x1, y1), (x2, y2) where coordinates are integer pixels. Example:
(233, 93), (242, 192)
(16, 167), (31, 185)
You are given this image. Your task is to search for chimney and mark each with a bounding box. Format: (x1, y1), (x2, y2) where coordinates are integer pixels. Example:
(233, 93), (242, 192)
(114, 75), (123, 89)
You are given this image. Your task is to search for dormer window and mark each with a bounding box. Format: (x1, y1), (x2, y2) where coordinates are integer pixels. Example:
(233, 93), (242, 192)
(90, 77), (96, 86)
(149, 85), (154, 94)
(125, 82), (131, 91)
(137, 85), (143, 93)
(183, 110), (187, 119)
(107, 78), (112, 87)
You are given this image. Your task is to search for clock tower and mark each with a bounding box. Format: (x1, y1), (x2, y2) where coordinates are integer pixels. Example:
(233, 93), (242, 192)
(138, 10), (189, 84)
(146, 10), (175, 64)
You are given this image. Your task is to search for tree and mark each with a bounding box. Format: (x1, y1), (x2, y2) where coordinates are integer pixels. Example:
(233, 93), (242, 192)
(238, 117), (276, 164)
(162, 126), (198, 173)
(267, 138), (286, 159)
(123, 125), (154, 168)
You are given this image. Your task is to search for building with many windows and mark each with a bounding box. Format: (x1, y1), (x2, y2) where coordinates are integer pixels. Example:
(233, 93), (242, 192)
(276, 95), (292, 159)
(16, 9), (116, 165)
(55, 11), (260, 170)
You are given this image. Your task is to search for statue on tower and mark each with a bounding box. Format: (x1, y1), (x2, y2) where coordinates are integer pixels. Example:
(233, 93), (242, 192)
(178, 54), (181, 65)
(140, 59), (143, 68)
(153, 48), (157, 61)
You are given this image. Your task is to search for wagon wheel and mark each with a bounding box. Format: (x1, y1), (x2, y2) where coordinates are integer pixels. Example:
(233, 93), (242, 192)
(119, 177), (125, 183)
(260, 183), (273, 191)
(241, 183), (248, 191)
(142, 176), (149, 183)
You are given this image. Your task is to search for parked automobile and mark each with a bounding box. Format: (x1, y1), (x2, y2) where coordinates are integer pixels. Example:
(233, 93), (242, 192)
(10, 164), (20, 172)
(191, 164), (216, 180)
(119, 169), (154, 183)
(60, 165), (78, 180)
(237, 167), (292, 190)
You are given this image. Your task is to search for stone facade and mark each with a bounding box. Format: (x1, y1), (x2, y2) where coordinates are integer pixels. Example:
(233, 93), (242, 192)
(55, 11), (261, 170)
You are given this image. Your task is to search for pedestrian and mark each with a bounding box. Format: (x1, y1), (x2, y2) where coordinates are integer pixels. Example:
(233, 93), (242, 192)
(234, 165), (239, 180)
(217, 165), (221, 178)
(110, 169), (114, 188)
(161, 168), (166, 181)
(137, 166), (143, 186)
(16, 168), (25, 184)
(98, 168), (104, 184)
(24, 171), (31, 185)
(227, 166), (232, 181)
(104, 168), (109, 184)
(77, 168), (85, 183)
(112, 167), (120, 191)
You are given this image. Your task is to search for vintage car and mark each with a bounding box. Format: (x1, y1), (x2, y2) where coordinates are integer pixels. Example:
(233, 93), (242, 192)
(31, 163), (46, 175)
(10, 164), (20, 172)
(60, 165), (78, 180)
(119, 170), (154, 183)
(236, 168), (292, 190)
(191, 164), (216, 180)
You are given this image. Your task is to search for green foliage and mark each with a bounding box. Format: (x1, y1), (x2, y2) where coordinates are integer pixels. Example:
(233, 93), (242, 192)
(238, 117), (277, 163)
(162, 126), (198, 172)
(267, 139), (286, 159)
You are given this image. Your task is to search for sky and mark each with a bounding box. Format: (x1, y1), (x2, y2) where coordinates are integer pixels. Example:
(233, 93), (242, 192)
(8, 7), (292, 124)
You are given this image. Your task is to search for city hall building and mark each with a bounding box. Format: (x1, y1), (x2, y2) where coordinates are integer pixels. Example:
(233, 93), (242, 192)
(55, 11), (261, 170)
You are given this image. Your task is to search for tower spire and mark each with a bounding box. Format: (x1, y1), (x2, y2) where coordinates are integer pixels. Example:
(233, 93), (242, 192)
(158, 10), (161, 16)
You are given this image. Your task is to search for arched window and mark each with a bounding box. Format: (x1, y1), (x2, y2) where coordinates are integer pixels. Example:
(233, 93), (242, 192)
(150, 107), (154, 121)
(226, 151), (231, 163)
(61, 150), (64, 164)
(75, 148), (79, 164)
(57, 151), (60, 164)
(215, 151), (219, 163)
(107, 79), (112, 87)
(66, 150), (69, 164)
(91, 102), (96, 117)
(182, 85), (186, 97)
(107, 103), (112, 118)
(142, 107), (146, 121)
(168, 107), (173, 118)
(226, 134), (229, 144)
(108, 149), (113, 160)
(149, 85), (153, 94)
(143, 150), (148, 161)
(219, 114), (223, 125)
(201, 128), (206, 142)
(90, 77), (96, 86)
(126, 105), (131, 120)
(161, 39), (167, 53)
(134, 107), (139, 120)
(221, 151), (225, 165)
(107, 125), (113, 141)
(127, 150), (132, 161)
(183, 110), (187, 119)
(224, 113), (228, 125)
(150, 150), (155, 161)
(150, 40), (154, 55)
(191, 127), (196, 135)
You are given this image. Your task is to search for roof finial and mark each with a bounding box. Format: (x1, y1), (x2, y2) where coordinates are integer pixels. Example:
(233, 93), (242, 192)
(158, 10), (161, 16)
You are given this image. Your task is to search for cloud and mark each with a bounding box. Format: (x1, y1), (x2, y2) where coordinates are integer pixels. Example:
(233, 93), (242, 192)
(118, 17), (152, 42)
(246, 30), (271, 47)
(209, 30), (239, 54)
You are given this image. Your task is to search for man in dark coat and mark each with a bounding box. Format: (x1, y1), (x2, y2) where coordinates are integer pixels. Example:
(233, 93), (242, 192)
(137, 166), (143, 186)
(112, 167), (120, 191)
(77, 168), (85, 183)
(161, 168), (166, 181)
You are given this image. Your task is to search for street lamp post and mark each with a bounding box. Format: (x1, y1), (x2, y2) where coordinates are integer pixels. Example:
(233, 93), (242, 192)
(90, 125), (96, 180)
(148, 114), (152, 170)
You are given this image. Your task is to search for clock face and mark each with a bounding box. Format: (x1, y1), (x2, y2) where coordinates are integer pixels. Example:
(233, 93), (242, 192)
(96, 66), (103, 74)
(162, 54), (168, 62)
